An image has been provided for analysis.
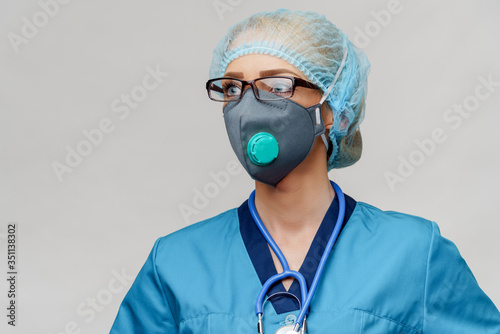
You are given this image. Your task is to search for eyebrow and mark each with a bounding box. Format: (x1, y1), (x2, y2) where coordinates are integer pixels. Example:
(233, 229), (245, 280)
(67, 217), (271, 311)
(224, 68), (302, 79)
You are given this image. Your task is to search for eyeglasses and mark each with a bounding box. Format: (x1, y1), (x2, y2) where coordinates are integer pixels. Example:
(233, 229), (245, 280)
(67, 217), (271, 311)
(206, 76), (321, 102)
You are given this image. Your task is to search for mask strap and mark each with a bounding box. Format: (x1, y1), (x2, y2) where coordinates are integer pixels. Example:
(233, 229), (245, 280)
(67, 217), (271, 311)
(320, 46), (348, 105)
(320, 133), (330, 150)
(318, 46), (349, 152)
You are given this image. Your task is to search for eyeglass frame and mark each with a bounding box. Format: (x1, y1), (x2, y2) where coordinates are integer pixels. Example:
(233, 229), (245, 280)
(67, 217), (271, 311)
(205, 75), (322, 102)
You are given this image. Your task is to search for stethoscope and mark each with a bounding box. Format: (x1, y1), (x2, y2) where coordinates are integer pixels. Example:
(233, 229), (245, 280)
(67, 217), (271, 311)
(248, 180), (345, 334)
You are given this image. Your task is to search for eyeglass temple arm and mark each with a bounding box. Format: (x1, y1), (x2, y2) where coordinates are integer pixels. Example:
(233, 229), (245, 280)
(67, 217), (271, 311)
(207, 82), (224, 94)
(294, 78), (320, 91)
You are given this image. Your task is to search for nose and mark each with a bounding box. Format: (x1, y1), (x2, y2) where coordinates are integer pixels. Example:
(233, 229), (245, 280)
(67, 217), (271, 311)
(241, 84), (255, 96)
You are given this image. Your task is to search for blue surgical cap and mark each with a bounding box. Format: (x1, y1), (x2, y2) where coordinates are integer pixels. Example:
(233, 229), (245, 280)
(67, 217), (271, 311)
(209, 8), (371, 171)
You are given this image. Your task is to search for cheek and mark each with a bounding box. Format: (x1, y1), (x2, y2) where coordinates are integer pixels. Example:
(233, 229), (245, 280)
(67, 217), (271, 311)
(291, 91), (322, 108)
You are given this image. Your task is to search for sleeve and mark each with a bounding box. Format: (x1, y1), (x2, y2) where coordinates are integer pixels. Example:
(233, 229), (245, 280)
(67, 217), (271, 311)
(423, 221), (500, 333)
(109, 237), (178, 334)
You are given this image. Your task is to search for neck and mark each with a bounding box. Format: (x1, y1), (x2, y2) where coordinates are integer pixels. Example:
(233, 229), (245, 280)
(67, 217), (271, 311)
(253, 138), (335, 235)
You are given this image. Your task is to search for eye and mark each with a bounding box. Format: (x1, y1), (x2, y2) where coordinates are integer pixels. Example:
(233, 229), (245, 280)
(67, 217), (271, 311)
(270, 82), (292, 94)
(258, 77), (293, 97)
(222, 81), (242, 98)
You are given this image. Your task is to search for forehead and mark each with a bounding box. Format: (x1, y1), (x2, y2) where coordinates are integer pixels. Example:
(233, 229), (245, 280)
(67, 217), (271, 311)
(224, 54), (308, 80)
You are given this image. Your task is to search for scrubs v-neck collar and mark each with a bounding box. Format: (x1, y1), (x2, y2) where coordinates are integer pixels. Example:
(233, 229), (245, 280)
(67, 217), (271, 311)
(238, 189), (357, 314)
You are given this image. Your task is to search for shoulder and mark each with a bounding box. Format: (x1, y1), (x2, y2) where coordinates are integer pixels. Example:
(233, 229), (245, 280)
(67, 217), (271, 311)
(353, 201), (436, 233)
(148, 206), (246, 288)
(348, 201), (438, 251)
(153, 206), (241, 260)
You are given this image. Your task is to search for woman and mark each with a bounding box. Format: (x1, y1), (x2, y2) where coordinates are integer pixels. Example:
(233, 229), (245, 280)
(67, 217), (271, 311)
(110, 8), (500, 333)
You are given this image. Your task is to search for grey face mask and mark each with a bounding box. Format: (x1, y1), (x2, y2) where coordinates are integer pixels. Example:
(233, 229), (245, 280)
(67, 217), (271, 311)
(222, 48), (348, 187)
(223, 88), (327, 187)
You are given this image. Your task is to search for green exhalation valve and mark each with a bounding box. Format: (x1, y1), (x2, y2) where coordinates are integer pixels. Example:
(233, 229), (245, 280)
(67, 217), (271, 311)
(247, 132), (279, 166)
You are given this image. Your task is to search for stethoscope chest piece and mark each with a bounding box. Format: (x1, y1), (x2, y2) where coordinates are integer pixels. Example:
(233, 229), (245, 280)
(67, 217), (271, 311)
(275, 325), (295, 334)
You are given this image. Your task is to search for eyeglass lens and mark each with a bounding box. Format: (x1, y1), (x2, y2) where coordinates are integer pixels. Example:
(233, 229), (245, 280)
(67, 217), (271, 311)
(209, 77), (294, 101)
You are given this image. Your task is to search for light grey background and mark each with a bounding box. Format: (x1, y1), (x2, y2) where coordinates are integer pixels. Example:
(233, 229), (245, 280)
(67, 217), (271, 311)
(1, 0), (499, 333)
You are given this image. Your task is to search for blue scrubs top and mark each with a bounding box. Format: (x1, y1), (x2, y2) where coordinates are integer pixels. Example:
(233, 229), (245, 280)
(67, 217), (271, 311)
(110, 190), (500, 333)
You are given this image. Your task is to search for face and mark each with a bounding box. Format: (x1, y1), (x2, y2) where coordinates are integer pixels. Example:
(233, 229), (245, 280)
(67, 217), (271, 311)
(223, 54), (333, 130)
(222, 54), (335, 186)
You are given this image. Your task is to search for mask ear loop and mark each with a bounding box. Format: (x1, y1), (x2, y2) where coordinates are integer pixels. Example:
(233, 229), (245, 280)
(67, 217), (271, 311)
(318, 46), (349, 152)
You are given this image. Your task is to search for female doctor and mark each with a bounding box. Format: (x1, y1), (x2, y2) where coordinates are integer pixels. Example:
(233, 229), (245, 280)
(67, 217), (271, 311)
(110, 8), (500, 334)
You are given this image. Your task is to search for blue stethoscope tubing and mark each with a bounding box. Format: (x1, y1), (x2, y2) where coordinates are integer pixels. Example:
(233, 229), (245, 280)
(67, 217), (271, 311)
(248, 180), (346, 332)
